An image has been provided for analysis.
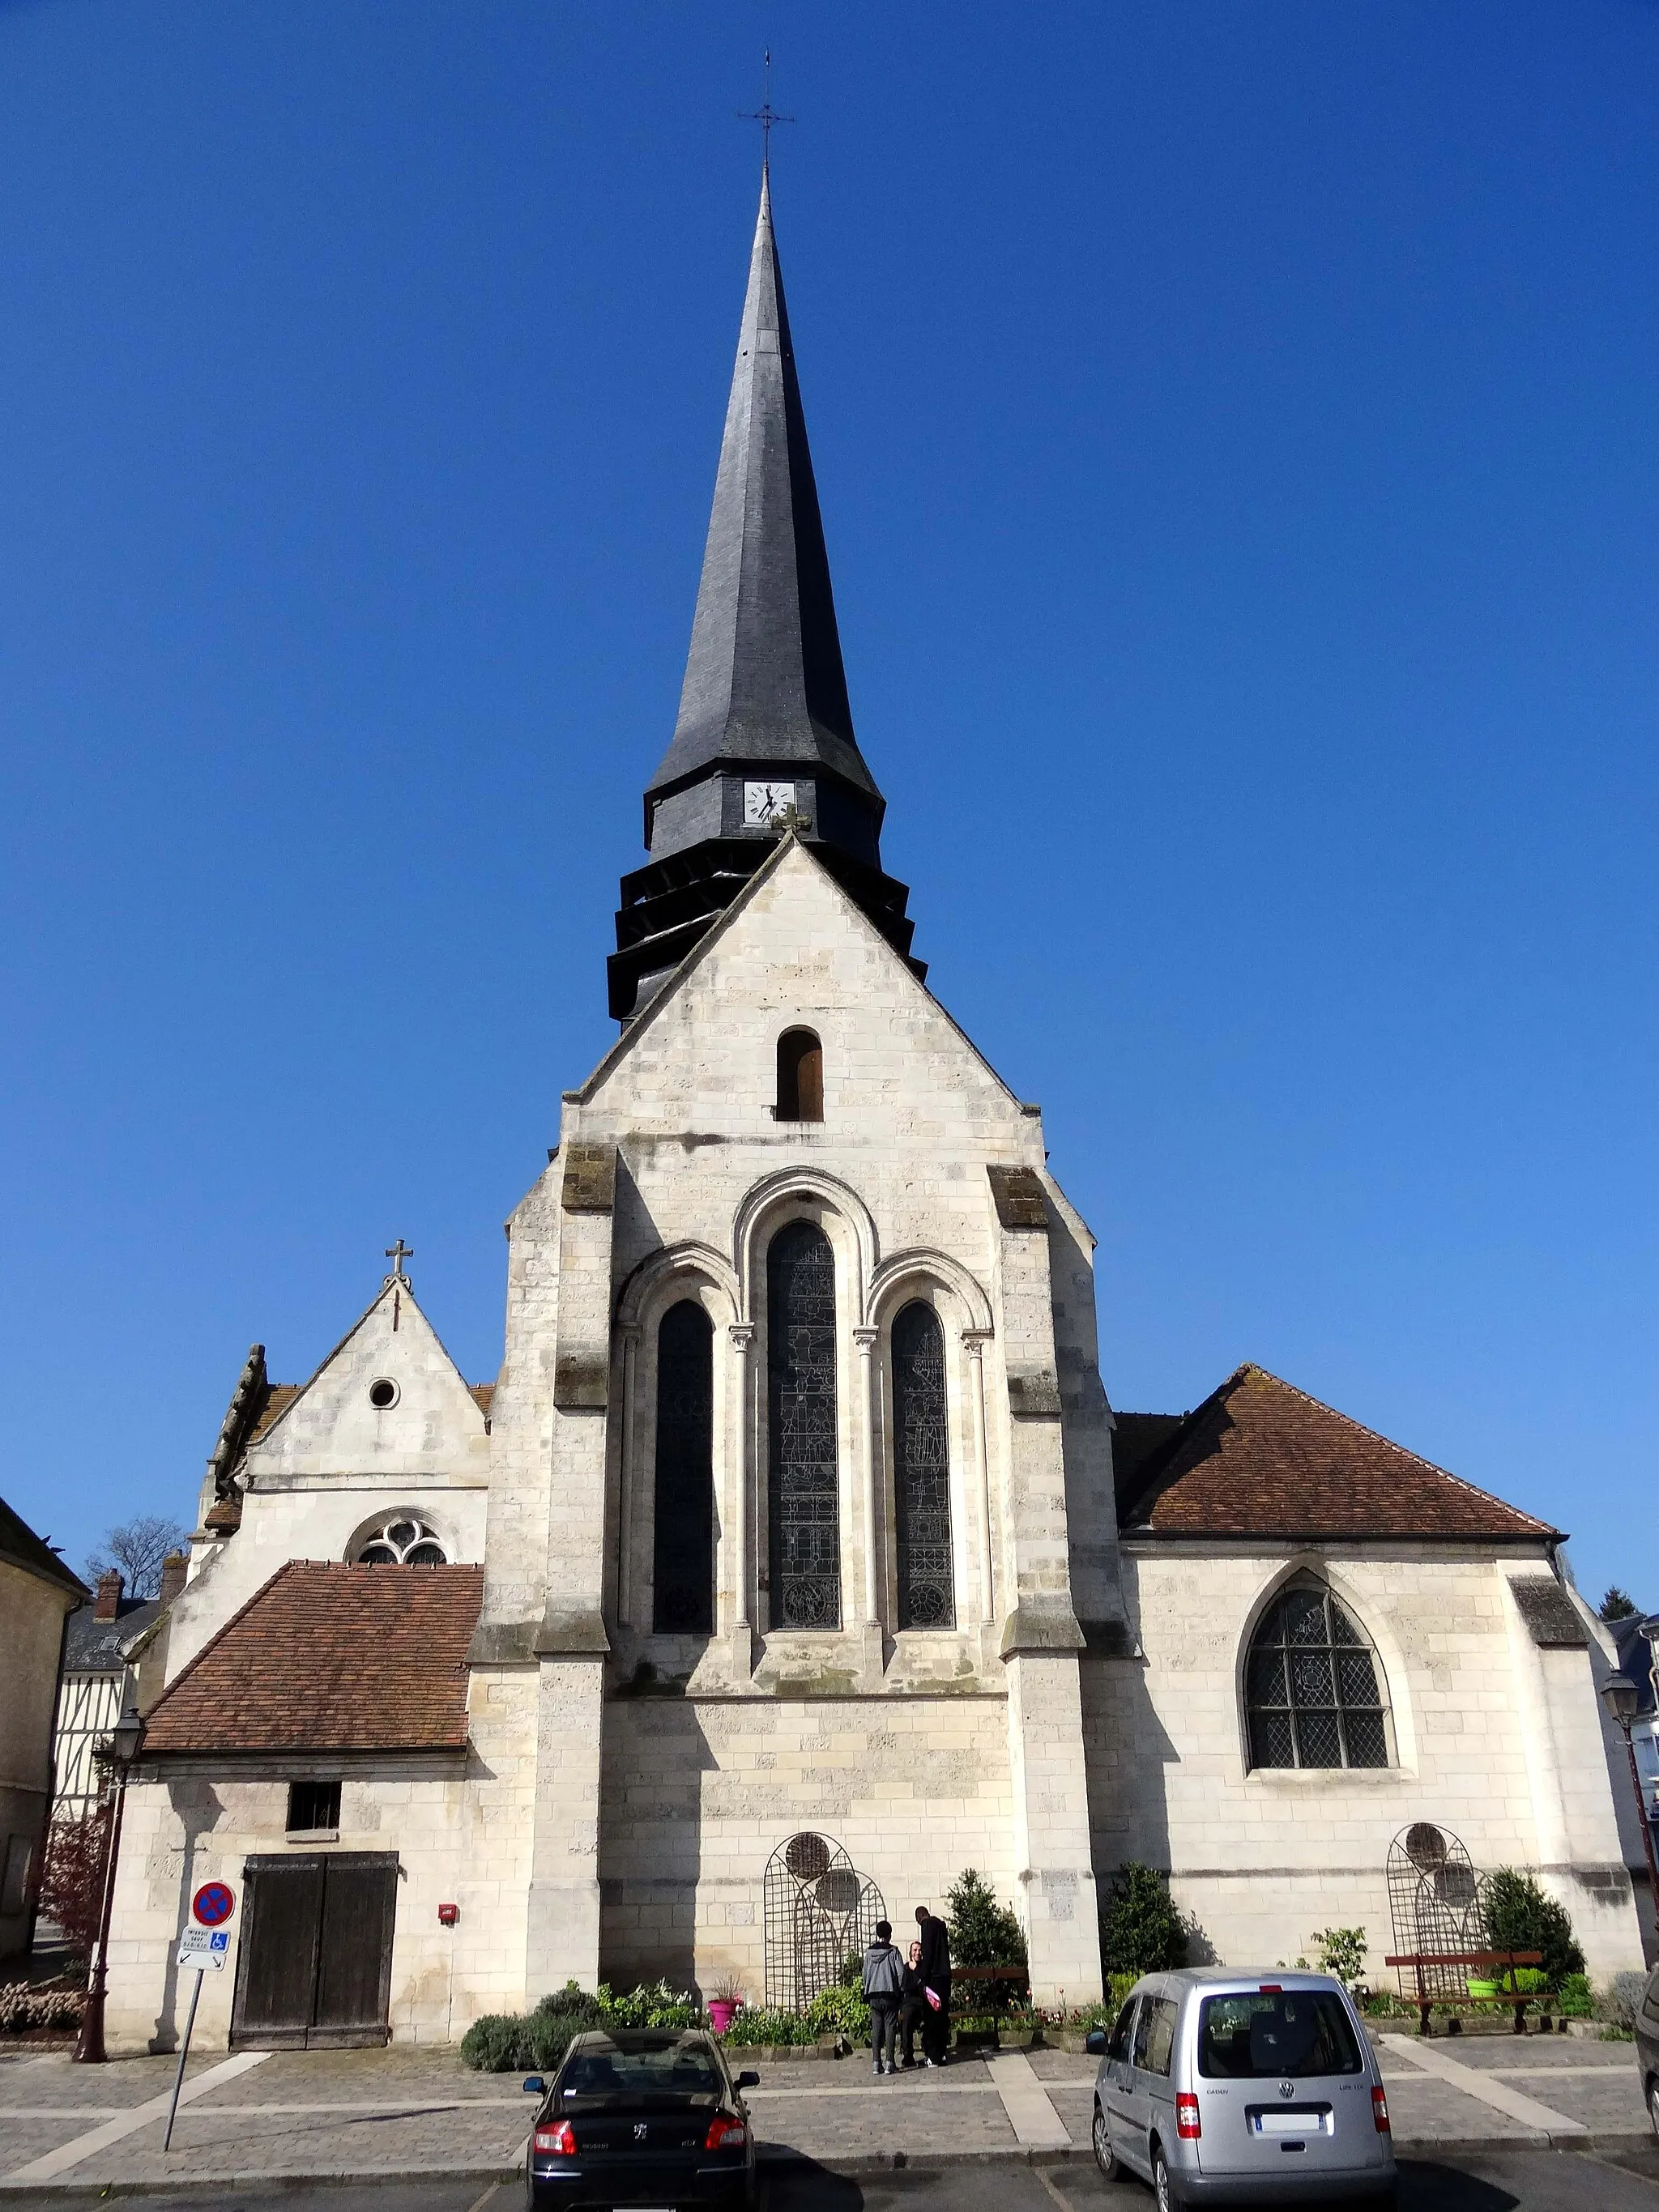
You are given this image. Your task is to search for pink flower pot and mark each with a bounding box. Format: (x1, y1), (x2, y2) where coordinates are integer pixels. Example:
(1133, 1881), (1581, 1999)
(708, 2000), (740, 2035)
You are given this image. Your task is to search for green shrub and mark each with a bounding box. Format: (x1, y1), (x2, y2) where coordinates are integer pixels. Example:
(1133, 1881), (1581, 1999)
(460, 2013), (532, 2072)
(607, 1979), (698, 2031)
(1311, 1928), (1367, 1984)
(805, 1983), (871, 2041)
(1610, 1971), (1648, 2031)
(1559, 1972), (1594, 2019)
(1480, 1869), (1584, 1985)
(840, 1950), (864, 1987)
(945, 1866), (1028, 2011)
(723, 2005), (813, 2046)
(1102, 1864), (1188, 1976)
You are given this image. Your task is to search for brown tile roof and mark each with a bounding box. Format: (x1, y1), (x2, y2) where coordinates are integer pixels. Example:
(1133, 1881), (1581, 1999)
(1118, 1364), (1559, 1543)
(246, 1383), (301, 1444)
(143, 1562), (483, 1755)
(469, 1383), (495, 1420)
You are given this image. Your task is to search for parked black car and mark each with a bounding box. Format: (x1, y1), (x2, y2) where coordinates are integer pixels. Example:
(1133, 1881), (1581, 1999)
(522, 2027), (759, 2210)
(1636, 1963), (1659, 2139)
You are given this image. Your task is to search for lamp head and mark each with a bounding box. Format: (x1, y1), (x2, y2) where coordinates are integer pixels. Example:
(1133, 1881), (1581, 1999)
(109, 1711), (146, 1766)
(1601, 1671), (1641, 1728)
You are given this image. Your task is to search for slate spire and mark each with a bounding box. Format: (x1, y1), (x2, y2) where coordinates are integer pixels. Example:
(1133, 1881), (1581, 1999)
(608, 174), (922, 1021)
(646, 171), (876, 820)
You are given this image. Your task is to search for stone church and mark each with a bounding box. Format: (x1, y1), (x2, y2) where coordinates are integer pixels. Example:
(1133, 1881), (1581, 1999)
(105, 177), (1644, 2052)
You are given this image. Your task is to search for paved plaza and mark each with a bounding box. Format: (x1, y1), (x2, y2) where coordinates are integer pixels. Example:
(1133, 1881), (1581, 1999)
(0, 2027), (1653, 2197)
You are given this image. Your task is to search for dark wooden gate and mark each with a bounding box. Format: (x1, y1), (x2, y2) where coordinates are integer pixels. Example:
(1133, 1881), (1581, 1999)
(232, 1853), (398, 2048)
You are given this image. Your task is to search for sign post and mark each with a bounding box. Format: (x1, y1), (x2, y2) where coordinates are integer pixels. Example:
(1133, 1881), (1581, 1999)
(163, 1886), (236, 2153)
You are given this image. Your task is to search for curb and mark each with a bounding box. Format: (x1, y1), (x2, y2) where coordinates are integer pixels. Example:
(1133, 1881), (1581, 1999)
(3, 2130), (1653, 2197)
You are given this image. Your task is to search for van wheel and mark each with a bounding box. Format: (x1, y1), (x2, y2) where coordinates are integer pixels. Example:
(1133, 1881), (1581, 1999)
(1151, 2142), (1182, 2212)
(1090, 2100), (1122, 2180)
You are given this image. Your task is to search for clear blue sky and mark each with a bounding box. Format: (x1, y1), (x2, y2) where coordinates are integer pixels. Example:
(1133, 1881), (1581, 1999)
(2, 2), (1654, 1606)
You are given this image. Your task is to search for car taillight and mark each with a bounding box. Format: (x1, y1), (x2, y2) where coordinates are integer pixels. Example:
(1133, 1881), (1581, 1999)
(1175, 2092), (1201, 2140)
(704, 2115), (749, 2150)
(533, 2120), (576, 2156)
(1371, 2085), (1390, 2134)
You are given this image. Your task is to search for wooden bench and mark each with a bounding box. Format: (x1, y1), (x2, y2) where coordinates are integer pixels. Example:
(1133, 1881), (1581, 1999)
(1384, 1949), (1545, 2035)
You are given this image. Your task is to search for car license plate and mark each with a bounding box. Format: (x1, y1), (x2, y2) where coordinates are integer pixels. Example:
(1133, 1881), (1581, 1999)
(1253, 2110), (1327, 2135)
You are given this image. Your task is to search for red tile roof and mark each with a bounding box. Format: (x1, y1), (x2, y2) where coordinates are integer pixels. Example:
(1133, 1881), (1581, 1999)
(1118, 1365), (1559, 1543)
(143, 1562), (483, 1754)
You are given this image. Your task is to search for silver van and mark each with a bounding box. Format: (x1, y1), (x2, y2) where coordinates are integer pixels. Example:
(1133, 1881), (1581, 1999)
(1084, 1969), (1396, 2208)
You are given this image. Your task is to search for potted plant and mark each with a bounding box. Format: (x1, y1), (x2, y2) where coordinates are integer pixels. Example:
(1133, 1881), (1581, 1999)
(706, 1975), (746, 2038)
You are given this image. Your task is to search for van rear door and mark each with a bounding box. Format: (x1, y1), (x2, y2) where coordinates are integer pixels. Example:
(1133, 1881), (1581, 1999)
(1188, 1984), (1390, 2189)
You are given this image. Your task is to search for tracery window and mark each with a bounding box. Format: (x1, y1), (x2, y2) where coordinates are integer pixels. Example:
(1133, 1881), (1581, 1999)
(1245, 1579), (1390, 1771)
(776, 1029), (824, 1122)
(653, 1299), (715, 1634)
(766, 1219), (840, 1628)
(355, 1515), (446, 1566)
(892, 1302), (954, 1628)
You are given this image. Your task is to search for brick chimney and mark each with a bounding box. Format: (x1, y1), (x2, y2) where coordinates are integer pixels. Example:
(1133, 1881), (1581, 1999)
(157, 1552), (189, 1608)
(93, 1571), (124, 1621)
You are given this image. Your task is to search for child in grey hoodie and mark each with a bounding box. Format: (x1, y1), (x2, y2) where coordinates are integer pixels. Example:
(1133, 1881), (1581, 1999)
(861, 1920), (905, 2074)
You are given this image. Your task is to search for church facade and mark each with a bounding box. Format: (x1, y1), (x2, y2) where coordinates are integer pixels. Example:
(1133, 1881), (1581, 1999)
(104, 180), (1644, 2054)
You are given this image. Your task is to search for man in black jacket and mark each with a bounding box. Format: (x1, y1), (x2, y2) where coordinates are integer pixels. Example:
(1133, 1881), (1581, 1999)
(914, 1904), (952, 2066)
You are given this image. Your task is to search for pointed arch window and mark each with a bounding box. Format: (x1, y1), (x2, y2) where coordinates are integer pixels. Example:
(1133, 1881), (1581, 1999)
(1245, 1579), (1391, 1771)
(892, 1302), (954, 1629)
(653, 1300), (715, 1634)
(767, 1219), (840, 1628)
(776, 1030), (824, 1122)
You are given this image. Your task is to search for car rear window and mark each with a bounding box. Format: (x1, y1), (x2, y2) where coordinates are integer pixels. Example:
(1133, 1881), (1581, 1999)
(1197, 1992), (1363, 2078)
(559, 2041), (723, 2102)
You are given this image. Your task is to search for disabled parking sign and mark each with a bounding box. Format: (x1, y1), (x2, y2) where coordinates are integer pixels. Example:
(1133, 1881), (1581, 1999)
(177, 1927), (230, 1972)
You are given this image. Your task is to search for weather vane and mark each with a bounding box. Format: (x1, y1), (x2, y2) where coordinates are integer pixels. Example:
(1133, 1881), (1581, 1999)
(739, 49), (794, 169)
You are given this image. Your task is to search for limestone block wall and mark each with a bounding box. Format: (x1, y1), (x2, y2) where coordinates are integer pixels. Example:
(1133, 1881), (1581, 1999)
(103, 1757), (522, 2055)
(1085, 1545), (1645, 1983)
(596, 1693), (1015, 1997)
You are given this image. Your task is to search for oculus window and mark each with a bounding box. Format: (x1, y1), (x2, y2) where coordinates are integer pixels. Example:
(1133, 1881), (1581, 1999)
(1245, 1579), (1390, 1770)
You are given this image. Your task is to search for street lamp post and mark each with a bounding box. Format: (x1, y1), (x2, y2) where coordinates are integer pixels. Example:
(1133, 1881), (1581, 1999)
(1600, 1672), (1659, 1946)
(74, 1710), (145, 2065)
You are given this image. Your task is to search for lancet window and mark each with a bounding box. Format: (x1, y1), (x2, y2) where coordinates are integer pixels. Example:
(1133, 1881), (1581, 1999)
(1244, 1578), (1391, 1770)
(892, 1302), (954, 1628)
(766, 1219), (840, 1629)
(652, 1299), (715, 1634)
(776, 1029), (824, 1122)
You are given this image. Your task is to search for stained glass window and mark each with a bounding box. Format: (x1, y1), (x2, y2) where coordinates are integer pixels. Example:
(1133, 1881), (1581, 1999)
(1245, 1580), (1390, 1770)
(653, 1299), (715, 1634)
(892, 1302), (954, 1628)
(767, 1220), (840, 1630)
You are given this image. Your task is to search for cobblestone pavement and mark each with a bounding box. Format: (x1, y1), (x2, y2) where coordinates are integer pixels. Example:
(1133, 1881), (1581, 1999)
(0, 2031), (1648, 2193)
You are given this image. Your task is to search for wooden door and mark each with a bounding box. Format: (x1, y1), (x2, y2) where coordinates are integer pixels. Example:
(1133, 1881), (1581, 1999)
(232, 1852), (397, 2048)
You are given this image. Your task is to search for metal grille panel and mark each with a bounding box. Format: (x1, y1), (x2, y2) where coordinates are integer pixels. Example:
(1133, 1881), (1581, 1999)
(763, 1831), (886, 2012)
(1386, 1825), (1485, 2000)
(767, 1221), (840, 1630)
(654, 1299), (715, 1634)
(893, 1302), (954, 1629)
(1244, 1579), (1390, 1770)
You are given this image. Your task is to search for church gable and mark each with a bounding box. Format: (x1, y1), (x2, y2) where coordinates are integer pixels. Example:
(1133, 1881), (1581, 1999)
(581, 837), (1027, 1147)
(241, 1277), (490, 1485)
(1117, 1362), (1558, 1541)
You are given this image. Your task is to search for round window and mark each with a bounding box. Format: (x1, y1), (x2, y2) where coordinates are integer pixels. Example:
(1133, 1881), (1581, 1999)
(353, 1516), (447, 1567)
(369, 1378), (399, 1410)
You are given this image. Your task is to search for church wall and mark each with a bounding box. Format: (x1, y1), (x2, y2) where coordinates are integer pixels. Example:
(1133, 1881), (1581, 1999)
(596, 1693), (1015, 1997)
(103, 1762), (511, 2053)
(1089, 1547), (1645, 1984)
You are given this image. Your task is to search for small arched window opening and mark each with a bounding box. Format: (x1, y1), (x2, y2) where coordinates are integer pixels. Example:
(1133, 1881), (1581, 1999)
(1245, 1578), (1391, 1771)
(652, 1299), (715, 1635)
(776, 1029), (824, 1122)
(767, 1219), (840, 1628)
(892, 1302), (954, 1628)
(355, 1515), (446, 1567)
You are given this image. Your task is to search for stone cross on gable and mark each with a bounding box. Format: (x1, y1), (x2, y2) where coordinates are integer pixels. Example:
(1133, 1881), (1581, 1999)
(384, 1238), (413, 1282)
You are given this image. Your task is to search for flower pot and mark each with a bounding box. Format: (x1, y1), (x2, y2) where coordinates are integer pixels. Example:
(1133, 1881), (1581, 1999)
(707, 2001), (740, 2036)
(999, 2028), (1035, 2052)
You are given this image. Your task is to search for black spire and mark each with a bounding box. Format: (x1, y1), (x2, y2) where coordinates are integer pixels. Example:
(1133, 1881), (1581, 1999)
(608, 176), (922, 1021)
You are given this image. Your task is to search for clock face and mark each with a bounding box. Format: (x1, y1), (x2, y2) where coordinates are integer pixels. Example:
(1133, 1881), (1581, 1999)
(744, 780), (797, 826)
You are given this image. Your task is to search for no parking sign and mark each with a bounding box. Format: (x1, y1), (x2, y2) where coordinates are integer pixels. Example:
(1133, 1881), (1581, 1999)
(192, 1880), (236, 1928)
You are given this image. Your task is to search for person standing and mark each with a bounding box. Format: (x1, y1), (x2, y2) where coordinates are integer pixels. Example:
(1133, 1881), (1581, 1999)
(861, 1918), (905, 2075)
(915, 1903), (953, 2066)
(898, 1938), (927, 2069)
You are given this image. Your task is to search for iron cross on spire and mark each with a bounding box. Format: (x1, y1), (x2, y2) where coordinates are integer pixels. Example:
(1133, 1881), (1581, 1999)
(739, 49), (794, 169)
(384, 1238), (413, 1281)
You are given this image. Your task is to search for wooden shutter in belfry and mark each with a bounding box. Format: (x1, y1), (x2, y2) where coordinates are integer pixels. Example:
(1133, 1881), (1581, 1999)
(310, 1853), (399, 2046)
(232, 1857), (324, 2048)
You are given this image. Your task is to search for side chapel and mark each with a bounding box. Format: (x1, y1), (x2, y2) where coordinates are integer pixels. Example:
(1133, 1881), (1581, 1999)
(104, 177), (1644, 2052)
